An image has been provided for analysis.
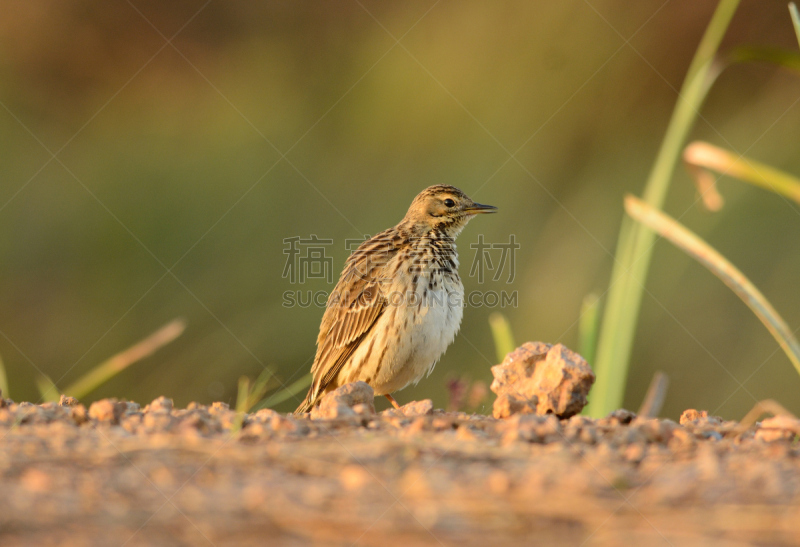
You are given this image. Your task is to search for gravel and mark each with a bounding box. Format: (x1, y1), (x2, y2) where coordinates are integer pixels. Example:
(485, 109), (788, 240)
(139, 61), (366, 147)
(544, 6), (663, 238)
(0, 390), (799, 546)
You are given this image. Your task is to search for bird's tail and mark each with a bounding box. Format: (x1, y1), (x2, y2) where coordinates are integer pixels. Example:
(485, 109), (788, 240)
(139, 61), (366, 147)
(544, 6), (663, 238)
(294, 386), (317, 415)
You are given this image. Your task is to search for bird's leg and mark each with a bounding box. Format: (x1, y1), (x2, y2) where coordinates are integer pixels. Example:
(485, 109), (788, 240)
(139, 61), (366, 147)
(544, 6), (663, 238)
(385, 394), (401, 409)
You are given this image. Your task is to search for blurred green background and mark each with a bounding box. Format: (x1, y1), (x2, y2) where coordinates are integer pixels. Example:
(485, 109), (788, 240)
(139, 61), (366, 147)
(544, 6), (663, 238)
(1, 0), (799, 418)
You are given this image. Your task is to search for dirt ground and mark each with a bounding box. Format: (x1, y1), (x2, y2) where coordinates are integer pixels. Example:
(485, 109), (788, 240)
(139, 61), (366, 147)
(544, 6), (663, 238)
(1, 394), (799, 547)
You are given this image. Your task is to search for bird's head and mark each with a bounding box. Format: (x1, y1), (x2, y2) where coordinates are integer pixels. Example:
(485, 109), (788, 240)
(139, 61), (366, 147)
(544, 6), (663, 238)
(402, 185), (497, 238)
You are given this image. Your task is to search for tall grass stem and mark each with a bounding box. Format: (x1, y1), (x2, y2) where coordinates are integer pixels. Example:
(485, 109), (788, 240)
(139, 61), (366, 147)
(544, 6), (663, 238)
(625, 195), (800, 379)
(588, 0), (742, 417)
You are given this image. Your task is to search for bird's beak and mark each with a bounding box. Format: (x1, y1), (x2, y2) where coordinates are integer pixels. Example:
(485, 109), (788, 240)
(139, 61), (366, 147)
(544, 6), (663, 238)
(464, 202), (498, 214)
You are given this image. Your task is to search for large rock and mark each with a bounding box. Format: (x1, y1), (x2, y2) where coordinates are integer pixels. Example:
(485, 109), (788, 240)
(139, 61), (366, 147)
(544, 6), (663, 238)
(490, 342), (595, 419)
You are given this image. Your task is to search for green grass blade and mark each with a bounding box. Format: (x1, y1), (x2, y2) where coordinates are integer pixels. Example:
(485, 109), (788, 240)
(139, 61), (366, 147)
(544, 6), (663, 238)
(236, 376), (251, 415)
(579, 293), (601, 366)
(488, 312), (516, 363)
(63, 319), (186, 401)
(728, 45), (800, 73)
(232, 376), (252, 434)
(587, 0), (742, 418)
(253, 373), (312, 411)
(236, 368), (275, 414)
(249, 368), (275, 407)
(684, 141), (800, 210)
(232, 368), (275, 433)
(625, 195), (800, 377)
(36, 374), (60, 403)
(790, 3), (800, 48)
(0, 352), (8, 399)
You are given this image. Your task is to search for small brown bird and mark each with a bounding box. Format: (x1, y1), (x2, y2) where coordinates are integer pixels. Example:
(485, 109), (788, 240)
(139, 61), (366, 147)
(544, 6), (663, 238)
(295, 185), (496, 414)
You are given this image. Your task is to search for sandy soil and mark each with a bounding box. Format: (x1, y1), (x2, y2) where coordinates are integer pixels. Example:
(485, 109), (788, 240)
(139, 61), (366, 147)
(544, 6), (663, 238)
(1, 395), (799, 546)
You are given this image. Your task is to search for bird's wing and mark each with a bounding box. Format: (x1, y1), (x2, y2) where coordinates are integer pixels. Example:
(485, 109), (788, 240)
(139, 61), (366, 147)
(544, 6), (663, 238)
(298, 232), (400, 411)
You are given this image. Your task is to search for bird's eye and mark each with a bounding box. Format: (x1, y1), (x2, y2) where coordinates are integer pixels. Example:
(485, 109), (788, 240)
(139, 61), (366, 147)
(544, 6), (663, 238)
(444, 198), (455, 208)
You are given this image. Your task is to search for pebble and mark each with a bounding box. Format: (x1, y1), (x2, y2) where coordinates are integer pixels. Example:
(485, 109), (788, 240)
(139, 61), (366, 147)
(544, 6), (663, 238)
(88, 399), (125, 424)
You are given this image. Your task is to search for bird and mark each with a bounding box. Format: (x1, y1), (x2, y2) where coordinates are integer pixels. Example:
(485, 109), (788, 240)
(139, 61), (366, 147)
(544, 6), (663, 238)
(295, 185), (497, 414)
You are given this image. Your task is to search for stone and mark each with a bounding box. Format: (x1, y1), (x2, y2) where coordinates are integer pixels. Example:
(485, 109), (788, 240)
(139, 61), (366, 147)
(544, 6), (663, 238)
(490, 342), (595, 419)
(492, 393), (539, 420)
(604, 409), (637, 426)
(755, 415), (800, 442)
(58, 395), (79, 407)
(88, 399), (126, 424)
(250, 408), (281, 423)
(401, 399), (434, 417)
(680, 409), (707, 425)
(70, 404), (88, 425)
(143, 412), (177, 431)
(679, 409), (723, 426)
(760, 414), (800, 433)
(148, 396), (173, 413)
(209, 402), (230, 414)
(310, 381), (376, 419)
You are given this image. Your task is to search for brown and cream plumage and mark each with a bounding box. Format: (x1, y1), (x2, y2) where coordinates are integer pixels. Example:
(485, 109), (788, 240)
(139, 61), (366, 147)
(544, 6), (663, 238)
(295, 185), (496, 414)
